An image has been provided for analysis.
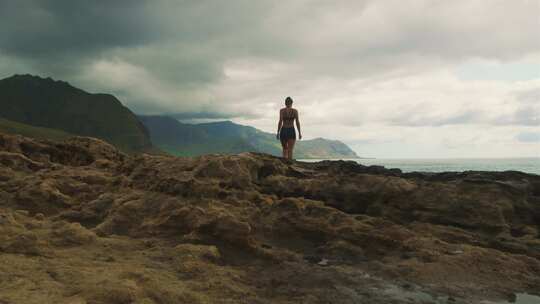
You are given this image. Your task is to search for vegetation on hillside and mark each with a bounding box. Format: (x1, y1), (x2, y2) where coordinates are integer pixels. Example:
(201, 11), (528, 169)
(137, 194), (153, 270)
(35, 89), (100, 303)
(0, 118), (73, 141)
(0, 74), (153, 153)
(139, 115), (359, 159)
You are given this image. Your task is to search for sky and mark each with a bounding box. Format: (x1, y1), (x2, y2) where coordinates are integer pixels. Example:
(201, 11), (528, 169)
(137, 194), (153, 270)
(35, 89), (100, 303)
(0, 0), (539, 158)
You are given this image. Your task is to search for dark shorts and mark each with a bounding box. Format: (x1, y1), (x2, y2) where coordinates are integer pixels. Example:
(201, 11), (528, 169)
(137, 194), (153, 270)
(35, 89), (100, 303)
(280, 127), (296, 142)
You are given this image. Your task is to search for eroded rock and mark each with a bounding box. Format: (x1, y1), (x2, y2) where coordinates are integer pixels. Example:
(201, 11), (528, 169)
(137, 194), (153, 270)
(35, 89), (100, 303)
(1, 132), (540, 303)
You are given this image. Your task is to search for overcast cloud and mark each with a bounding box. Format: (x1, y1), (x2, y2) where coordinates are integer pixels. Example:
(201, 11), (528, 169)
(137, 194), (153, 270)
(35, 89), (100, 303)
(0, 0), (539, 157)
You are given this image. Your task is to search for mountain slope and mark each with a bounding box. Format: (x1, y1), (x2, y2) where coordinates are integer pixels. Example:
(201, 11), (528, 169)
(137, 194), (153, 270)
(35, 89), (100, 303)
(139, 115), (359, 158)
(0, 74), (153, 153)
(0, 118), (73, 142)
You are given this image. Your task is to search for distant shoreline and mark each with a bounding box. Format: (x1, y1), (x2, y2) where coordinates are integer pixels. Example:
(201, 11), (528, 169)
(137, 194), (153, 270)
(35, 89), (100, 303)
(297, 157), (540, 175)
(299, 157), (540, 160)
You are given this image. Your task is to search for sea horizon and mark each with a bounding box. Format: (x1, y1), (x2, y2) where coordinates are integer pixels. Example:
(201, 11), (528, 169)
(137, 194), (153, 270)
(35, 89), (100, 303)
(298, 157), (540, 175)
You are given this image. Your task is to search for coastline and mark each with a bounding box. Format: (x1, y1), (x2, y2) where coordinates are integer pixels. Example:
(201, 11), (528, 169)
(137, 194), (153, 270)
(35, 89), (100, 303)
(298, 157), (540, 175)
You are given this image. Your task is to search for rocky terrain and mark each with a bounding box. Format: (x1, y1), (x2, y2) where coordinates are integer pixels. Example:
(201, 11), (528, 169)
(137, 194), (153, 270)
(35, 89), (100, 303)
(1, 132), (539, 304)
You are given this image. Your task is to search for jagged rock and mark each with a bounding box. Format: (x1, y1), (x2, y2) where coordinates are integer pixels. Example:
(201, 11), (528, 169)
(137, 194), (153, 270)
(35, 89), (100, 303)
(174, 243), (221, 262)
(14, 179), (74, 215)
(1, 131), (540, 303)
(0, 151), (46, 172)
(208, 214), (253, 247)
(50, 221), (97, 246)
(0, 211), (45, 255)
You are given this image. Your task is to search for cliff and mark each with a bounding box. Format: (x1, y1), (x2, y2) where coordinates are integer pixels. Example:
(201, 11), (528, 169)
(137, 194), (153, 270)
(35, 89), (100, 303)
(0, 132), (539, 303)
(138, 115), (359, 159)
(0, 74), (154, 153)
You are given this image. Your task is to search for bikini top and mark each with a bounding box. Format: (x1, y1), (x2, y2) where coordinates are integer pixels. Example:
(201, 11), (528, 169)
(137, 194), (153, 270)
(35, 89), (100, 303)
(282, 109), (296, 121)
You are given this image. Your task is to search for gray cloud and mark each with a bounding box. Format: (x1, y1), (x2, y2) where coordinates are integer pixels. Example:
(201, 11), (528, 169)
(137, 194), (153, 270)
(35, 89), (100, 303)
(388, 108), (483, 127)
(516, 132), (540, 143)
(513, 107), (540, 126)
(389, 106), (540, 128)
(171, 111), (256, 120)
(0, 0), (539, 137)
(494, 106), (540, 127)
(2, 1), (538, 84)
(0, 1), (155, 59)
(517, 88), (540, 104)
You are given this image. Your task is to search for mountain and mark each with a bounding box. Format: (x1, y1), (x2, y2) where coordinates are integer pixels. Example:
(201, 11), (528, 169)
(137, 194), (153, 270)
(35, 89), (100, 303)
(0, 74), (153, 153)
(0, 118), (73, 142)
(291, 137), (360, 159)
(0, 74), (355, 158)
(138, 115), (359, 158)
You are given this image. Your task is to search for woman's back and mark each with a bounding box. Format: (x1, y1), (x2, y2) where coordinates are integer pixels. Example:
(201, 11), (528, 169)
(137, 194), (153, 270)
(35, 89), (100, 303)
(281, 107), (297, 128)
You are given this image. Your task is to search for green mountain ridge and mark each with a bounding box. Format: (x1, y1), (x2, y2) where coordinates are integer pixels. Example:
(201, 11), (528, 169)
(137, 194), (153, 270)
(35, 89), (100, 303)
(0, 118), (74, 142)
(0, 74), (153, 153)
(0, 74), (358, 158)
(138, 115), (359, 159)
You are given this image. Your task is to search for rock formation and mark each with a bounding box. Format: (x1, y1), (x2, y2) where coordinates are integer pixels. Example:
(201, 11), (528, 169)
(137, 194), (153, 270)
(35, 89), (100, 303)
(0, 132), (539, 303)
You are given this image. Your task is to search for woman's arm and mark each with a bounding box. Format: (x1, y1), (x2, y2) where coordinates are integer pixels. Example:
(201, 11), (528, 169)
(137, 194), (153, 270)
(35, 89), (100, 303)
(277, 109), (283, 139)
(295, 109), (302, 139)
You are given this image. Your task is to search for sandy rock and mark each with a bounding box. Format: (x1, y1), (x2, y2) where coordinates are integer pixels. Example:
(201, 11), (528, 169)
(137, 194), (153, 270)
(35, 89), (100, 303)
(14, 179), (73, 214)
(63, 137), (125, 163)
(0, 231), (42, 255)
(144, 205), (207, 235)
(174, 243), (221, 262)
(82, 279), (137, 304)
(0, 151), (46, 172)
(0, 211), (45, 255)
(51, 222), (97, 246)
(209, 215), (253, 247)
(2, 132), (540, 303)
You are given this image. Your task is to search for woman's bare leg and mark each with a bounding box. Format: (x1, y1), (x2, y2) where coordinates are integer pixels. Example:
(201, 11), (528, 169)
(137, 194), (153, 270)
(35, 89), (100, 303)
(281, 139), (288, 158)
(287, 139), (296, 159)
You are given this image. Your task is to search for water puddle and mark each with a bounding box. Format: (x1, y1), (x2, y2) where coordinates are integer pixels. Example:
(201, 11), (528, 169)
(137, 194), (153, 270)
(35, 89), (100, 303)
(513, 294), (540, 304)
(382, 284), (540, 304)
(485, 293), (540, 304)
(381, 285), (452, 303)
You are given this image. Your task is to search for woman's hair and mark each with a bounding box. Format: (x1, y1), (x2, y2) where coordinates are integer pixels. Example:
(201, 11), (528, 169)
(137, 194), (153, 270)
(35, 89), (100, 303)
(285, 96), (293, 105)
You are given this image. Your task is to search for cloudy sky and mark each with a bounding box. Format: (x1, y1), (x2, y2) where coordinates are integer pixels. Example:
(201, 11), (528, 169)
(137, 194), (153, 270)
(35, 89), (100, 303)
(1, 0), (539, 158)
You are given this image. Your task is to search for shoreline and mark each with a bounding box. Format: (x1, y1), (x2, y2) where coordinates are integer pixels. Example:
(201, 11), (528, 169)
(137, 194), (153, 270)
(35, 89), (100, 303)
(297, 157), (540, 176)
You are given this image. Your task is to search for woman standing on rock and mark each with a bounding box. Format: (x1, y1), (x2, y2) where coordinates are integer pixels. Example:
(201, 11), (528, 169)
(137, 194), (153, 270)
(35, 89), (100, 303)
(277, 96), (302, 160)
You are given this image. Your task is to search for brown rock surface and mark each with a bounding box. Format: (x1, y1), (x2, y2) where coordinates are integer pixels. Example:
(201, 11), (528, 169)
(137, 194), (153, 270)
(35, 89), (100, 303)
(1, 132), (539, 303)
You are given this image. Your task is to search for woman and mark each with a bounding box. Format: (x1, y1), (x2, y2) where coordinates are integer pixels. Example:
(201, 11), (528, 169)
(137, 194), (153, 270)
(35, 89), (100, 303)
(277, 96), (302, 160)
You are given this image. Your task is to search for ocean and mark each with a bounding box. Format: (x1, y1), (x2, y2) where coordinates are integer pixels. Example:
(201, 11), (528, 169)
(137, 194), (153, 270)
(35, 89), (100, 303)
(298, 158), (540, 175)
